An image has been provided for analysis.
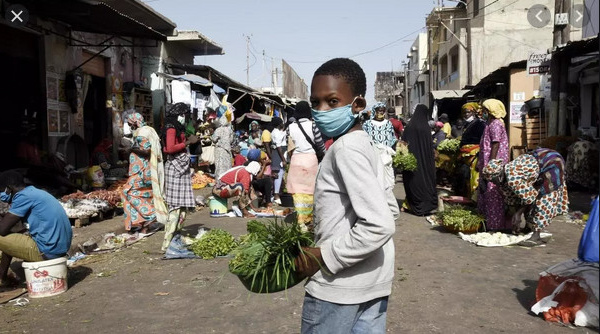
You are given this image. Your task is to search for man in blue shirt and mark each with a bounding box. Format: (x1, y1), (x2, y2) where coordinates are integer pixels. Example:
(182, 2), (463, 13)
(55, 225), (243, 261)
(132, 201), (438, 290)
(0, 171), (72, 287)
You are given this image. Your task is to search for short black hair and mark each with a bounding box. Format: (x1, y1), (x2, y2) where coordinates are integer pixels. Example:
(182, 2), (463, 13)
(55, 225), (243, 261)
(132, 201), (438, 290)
(0, 171), (26, 189)
(313, 58), (366, 97)
(294, 101), (312, 119)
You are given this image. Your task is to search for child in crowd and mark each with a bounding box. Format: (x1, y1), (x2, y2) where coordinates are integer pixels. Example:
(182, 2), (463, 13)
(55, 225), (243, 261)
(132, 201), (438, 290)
(294, 58), (399, 334)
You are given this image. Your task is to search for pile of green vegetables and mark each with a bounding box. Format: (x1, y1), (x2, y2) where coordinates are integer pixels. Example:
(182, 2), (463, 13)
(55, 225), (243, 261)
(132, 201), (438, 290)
(393, 142), (418, 172)
(189, 229), (237, 259)
(436, 205), (485, 232)
(437, 138), (461, 153)
(229, 220), (314, 293)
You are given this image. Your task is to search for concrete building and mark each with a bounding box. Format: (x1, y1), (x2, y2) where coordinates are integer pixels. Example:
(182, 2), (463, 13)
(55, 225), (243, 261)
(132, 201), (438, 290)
(426, 0), (555, 116)
(406, 32), (429, 114)
(0, 0), (222, 171)
(373, 71), (405, 116)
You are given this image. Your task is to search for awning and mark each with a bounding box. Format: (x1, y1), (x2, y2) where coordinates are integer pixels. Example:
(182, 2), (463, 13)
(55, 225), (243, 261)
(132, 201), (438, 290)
(102, 0), (177, 35)
(167, 30), (224, 56)
(430, 90), (470, 100)
(167, 63), (255, 92)
(20, 0), (167, 40)
(156, 73), (226, 94)
(235, 112), (273, 124)
(228, 87), (283, 107)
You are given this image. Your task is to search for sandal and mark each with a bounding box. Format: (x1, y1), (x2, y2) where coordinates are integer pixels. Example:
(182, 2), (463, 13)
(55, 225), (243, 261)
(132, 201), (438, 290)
(517, 239), (547, 247)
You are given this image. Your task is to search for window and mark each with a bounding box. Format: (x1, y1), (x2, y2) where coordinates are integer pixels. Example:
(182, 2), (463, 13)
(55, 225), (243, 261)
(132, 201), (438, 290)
(440, 55), (448, 79)
(473, 0), (480, 17)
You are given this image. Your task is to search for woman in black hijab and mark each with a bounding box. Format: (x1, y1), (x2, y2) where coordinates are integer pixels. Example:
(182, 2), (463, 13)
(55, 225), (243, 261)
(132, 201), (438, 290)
(401, 104), (438, 216)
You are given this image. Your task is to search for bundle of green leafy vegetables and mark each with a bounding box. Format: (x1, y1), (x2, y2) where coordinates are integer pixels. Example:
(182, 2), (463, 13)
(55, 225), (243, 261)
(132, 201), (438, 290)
(393, 141), (418, 172)
(437, 138), (461, 154)
(189, 228), (237, 259)
(229, 219), (314, 293)
(436, 205), (485, 232)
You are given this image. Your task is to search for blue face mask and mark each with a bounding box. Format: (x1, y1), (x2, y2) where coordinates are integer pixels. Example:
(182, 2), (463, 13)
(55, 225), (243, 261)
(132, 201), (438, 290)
(311, 99), (360, 138)
(0, 188), (12, 203)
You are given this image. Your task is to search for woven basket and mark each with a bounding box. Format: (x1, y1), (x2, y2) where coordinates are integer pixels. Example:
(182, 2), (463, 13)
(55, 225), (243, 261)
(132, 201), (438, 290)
(442, 222), (481, 234)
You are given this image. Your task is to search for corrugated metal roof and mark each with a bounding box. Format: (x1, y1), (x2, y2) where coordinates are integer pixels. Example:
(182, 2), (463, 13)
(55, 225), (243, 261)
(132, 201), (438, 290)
(20, 0), (166, 40)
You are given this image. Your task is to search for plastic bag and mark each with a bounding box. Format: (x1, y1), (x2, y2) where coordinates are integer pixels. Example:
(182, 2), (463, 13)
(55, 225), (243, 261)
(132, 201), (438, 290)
(87, 165), (105, 188)
(532, 259), (599, 328)
(578, 196), (599, 263)
(206, 89), (221, 112)
(201, 145), (215, 165)
(164, 234), (198, 259)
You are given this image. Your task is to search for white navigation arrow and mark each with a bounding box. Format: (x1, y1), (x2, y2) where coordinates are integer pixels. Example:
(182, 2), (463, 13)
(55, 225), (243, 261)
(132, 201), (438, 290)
(535, 10), (544, 22)
(575, 10), (583, 23)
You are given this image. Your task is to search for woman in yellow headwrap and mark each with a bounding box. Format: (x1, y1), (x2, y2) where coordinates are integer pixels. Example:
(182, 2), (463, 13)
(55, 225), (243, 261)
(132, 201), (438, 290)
(476, 99), (510, 232)
(453, 102), (486, 200)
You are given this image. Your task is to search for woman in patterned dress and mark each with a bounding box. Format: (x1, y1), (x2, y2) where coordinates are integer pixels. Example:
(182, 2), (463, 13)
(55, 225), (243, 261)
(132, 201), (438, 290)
(211, 115), (234, 179)
(363, 102), (397, 188)
(121, 113), (168, 233)
(477, 99), (510, 231)
(482, 148), (569, 246)
(161, 103), (199, 251)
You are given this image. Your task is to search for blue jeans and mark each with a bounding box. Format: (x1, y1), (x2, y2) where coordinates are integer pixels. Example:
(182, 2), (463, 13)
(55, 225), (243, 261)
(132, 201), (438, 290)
(301, 293), (389, 334)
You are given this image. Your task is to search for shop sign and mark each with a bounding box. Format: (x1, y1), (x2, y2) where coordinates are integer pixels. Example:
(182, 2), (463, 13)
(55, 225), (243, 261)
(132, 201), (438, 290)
(527, 51), (552, 76)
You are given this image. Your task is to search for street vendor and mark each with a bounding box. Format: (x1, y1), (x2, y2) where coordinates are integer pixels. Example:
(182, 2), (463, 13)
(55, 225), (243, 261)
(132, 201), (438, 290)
(0, 171), (72, 287)
(482, 148), (569, 246)
(212, 161), (262, 218)
(453, 102), (486, 200)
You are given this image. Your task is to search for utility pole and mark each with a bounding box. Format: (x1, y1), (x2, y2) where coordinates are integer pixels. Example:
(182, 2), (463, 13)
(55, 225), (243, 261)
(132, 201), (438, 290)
(404, 62), (409, 116)
(245, 35), (250, 86)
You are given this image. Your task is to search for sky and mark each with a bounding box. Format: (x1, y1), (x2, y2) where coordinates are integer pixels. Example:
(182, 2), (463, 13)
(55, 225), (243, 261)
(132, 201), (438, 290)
(146, 0), (439, 104)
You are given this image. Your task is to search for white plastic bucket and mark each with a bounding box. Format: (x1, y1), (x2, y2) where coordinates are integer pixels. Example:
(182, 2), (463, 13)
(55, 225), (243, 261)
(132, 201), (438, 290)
(208, 196), (228, 216)
(22, 257), (68, 298)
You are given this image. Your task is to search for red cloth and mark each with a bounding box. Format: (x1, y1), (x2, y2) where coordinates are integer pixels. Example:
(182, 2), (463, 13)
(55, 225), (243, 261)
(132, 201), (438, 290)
(324, 138), (334, 150)
(233, 154), (247, 167)
(163, 128), (186, 154)
(220, 167), (252, 191)
(390, 118), (404, 138)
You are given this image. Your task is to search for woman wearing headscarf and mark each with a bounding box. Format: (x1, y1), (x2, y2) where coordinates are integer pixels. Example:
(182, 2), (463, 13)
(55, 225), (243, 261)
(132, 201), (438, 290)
(212, 161), (262, 218)
(477, 99), (510, 231)
(211, 115), (234, 179)
(401, 104), (438, 216)
(482, 148), (569, 246)
(247, 148), (274, 208)
(286, 101), (324, 227)
(161, 103), (198, 251)
(363, 102), (397, 188)
(453, 102), (487, 200)
(247, 121), (261, 148)
(121, 113), (168, 233)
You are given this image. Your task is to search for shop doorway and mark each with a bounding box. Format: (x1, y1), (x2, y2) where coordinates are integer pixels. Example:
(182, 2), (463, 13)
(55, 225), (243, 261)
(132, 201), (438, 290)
(0, 24), (43, 171)
(83, 75), (108, 154)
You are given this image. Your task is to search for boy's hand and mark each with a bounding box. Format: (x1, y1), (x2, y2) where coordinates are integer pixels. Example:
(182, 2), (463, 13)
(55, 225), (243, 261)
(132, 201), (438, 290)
(294, 247), (323, 279)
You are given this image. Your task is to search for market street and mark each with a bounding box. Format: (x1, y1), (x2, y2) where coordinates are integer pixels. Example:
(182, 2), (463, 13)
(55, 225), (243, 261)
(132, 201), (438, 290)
(0, 182), (591, 334)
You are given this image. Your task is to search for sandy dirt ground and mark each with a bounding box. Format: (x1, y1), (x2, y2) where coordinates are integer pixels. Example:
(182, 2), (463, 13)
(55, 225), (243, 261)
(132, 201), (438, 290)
(0, 183), (596, 334)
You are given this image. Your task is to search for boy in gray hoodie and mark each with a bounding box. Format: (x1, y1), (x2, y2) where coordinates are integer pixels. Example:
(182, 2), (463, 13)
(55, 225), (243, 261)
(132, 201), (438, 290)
(295, 58), (399, 333)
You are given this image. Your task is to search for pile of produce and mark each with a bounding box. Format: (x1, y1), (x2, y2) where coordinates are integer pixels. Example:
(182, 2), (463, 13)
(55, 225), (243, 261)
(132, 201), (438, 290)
(61, 188), (122, 207)
(229, 219), (314, 293)
(60, 198), (111, 218)
(437, 138), (460, 153)
(192, 171), (215, 190)
(189, 228), (237, 259)
(436, 205), (485, 234)
(393, 141), (418, 172)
